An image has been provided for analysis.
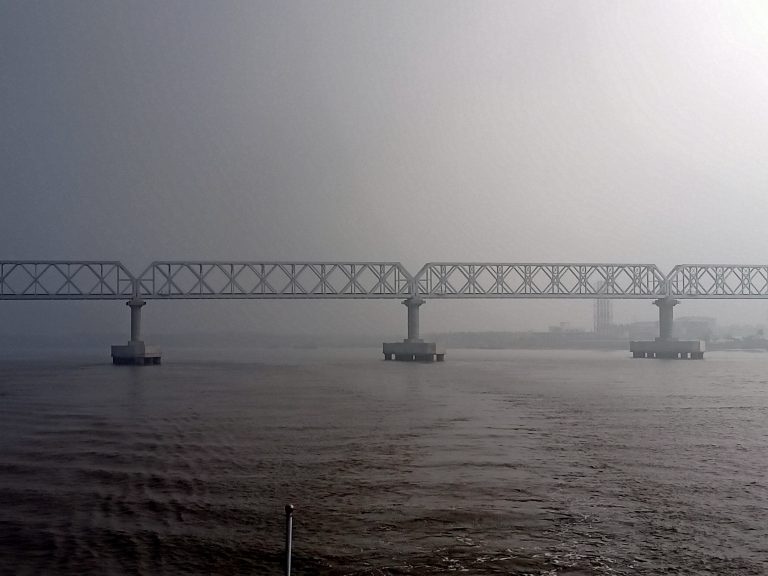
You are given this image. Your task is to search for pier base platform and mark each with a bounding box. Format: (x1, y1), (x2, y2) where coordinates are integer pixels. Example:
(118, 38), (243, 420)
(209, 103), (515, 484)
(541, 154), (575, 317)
(111, 341), (162, 365)
(630, 339), (705, 359)
(383, 341), (445, 362)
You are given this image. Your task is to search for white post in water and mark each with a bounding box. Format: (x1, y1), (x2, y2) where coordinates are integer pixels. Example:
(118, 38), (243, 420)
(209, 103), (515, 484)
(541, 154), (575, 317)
(284, 504), (293, 576)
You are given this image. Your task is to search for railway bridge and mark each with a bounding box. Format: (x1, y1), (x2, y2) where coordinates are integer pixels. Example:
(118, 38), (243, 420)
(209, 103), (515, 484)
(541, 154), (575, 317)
(2, 260), (767, 363)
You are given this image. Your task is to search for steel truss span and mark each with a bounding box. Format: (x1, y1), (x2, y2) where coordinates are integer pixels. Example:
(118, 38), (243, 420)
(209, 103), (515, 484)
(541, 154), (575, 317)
(415, 263), (667, 298)
(0, 261), (134, 299)
(136, 262), (413, 299)
(667, 265), (768, 298)
(6, 260), (768, 300)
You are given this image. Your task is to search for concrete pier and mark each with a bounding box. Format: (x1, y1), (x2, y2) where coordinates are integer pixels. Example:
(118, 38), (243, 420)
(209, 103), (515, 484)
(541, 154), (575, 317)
(383, 297), (445, 362)
(383, 340), (446, 362)
(630, 297), (705, 359)
(655, 297), (678, 341)
(630, 339), (705, 359)
(111, 299), (161, 365)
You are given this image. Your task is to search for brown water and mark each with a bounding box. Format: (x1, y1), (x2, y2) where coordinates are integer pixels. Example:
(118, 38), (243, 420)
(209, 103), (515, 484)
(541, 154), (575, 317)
(0, 348), (767, 575)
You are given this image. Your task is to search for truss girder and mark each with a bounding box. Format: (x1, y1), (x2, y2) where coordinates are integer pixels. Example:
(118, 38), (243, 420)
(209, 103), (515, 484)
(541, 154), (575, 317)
(7, 260), (768, 300)
(414, 263), (667, 298)
(667, 265), (768, 298)
(136, 262), (413, 299)
(0, 261), (134, 299)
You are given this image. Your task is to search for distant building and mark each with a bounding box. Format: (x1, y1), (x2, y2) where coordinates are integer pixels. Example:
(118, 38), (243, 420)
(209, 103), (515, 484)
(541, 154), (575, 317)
(548, 322), (583, 333)
(593, 299), (613, 334)
(627, 317), (715, 341)
(674, 317), (716, 341)
(628, 321), (658, 340)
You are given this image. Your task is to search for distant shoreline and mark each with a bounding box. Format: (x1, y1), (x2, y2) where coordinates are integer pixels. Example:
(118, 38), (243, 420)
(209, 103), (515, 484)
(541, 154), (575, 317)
(2, 330), (766, 353)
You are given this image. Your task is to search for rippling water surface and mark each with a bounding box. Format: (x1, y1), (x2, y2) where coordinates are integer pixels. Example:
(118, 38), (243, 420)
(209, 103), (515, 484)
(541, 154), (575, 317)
(1, 347), (767, 575)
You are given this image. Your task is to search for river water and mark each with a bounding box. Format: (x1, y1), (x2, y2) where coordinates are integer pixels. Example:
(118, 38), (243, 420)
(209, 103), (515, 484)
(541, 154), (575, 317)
(0, 347), (766, 575)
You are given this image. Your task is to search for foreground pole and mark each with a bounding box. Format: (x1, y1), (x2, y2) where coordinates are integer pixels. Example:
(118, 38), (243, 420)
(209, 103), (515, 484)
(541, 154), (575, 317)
(284, 504), (293, 576)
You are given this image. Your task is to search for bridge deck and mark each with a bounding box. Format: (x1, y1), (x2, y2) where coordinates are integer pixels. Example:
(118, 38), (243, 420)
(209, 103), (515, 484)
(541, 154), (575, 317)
(3, 261), (768, 300)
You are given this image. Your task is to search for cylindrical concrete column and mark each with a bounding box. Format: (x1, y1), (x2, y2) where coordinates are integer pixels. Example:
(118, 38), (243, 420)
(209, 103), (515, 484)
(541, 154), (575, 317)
(654, 297), (679, 341)
(128, 299), (146, 343)
(403, 297), (425, 342)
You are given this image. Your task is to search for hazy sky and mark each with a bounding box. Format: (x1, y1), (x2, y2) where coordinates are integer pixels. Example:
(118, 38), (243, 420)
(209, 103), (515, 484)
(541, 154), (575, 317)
(3, 1), (768, 337)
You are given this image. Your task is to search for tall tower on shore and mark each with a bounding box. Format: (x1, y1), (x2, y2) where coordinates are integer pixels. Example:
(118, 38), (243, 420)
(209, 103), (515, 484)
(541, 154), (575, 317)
(594, 299), (613, 334)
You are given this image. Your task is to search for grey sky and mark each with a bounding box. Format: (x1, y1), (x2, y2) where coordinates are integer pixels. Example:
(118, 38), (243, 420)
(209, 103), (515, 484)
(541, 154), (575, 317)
(3, 1), (768, 336)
